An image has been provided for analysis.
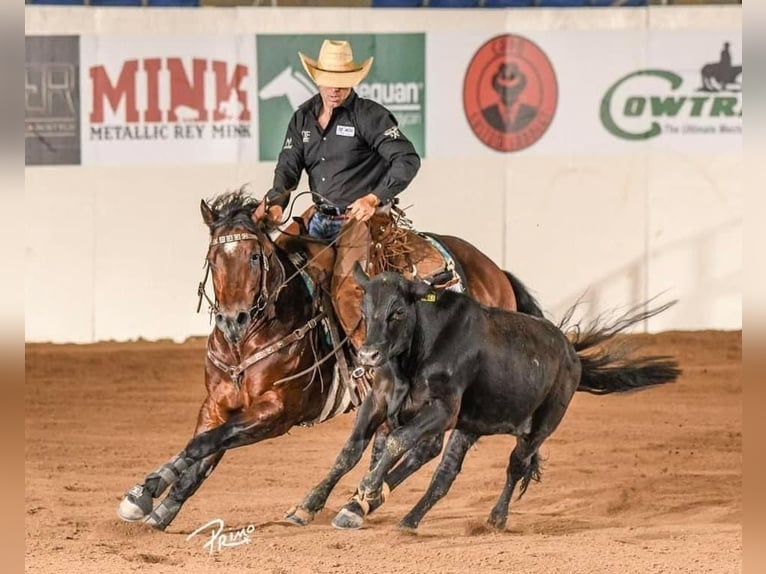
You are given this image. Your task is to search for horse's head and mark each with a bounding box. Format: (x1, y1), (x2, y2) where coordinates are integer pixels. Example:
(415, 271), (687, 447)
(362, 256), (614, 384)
(200, 190), (283, 344)
(352, 263), (431, 368)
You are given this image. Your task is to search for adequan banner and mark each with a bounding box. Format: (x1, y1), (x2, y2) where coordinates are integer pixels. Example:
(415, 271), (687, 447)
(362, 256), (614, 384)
(79, 36), (258, 165)
(25, 35), (81, 166)
(256, 34), (426, 161)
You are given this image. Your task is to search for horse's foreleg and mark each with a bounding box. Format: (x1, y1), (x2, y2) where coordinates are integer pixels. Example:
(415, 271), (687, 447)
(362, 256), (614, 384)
(144, 452), (224, 530)
(331, 431), (445, 530)
(284, 392), (385, 527)
(181, 394), (287, 460)
(398, 429), (477, 530)
(117, 397), (224, 523)
(142, 393), (288, 531)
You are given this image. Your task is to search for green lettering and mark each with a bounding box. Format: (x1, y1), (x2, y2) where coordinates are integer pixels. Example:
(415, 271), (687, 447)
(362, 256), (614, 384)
(688, 96), (708, 117)
(650, 96), (686, 117)
(624, 97), (645, 116)
(710, 97), (739, 117)
(600, 70), (683, 140)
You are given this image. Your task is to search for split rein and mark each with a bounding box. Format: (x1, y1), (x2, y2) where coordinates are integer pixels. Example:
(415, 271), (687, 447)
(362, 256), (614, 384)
(196, 223), (353, 390)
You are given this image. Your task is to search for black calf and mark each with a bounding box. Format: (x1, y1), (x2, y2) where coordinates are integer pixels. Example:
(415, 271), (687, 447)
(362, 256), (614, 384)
(292, 265), (680, 531)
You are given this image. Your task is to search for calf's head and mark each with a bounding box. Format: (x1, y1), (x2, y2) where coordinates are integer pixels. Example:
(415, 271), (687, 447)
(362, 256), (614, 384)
(352, 263), (432, 368)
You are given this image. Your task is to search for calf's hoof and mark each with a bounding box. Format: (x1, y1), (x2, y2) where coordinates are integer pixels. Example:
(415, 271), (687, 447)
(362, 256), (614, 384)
(283, 505), (314, 526)
(117, 484), (153, 522)
(397, 516), (420, 531)
(487, 512), (507, 531)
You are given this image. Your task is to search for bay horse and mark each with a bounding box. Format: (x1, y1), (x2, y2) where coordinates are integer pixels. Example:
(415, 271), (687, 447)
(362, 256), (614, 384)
(288, 266), (680, 531)
(117, 190), (544, 530)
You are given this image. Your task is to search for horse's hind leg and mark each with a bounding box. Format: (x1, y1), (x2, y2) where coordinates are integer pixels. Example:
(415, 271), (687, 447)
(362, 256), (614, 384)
(397, 429), (478, 530)
(332, 431), (445, 530)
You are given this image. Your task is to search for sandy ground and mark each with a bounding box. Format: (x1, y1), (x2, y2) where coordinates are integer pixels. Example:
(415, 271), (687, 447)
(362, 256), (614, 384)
(25, 330), (741, 574)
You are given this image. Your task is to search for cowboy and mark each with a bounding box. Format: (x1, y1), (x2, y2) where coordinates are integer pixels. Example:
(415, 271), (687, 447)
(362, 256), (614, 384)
(258, 39), (421, 348)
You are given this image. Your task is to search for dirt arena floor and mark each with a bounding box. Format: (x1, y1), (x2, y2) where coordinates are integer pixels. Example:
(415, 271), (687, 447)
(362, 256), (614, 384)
(25, 330), (741, 574)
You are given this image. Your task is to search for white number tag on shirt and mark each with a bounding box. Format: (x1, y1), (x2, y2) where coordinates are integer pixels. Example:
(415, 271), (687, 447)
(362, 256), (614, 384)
(336, 125), (355, 137)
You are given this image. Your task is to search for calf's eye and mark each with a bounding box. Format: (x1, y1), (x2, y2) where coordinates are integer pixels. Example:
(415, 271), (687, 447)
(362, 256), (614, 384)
(390, 308), (406, 321)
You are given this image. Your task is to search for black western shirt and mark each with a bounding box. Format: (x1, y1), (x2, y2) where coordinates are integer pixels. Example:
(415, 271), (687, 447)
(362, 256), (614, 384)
(269, 90), (421, 210)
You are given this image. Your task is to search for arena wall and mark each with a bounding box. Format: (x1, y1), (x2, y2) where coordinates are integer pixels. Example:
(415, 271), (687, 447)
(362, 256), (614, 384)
(25, 5), (742, 343)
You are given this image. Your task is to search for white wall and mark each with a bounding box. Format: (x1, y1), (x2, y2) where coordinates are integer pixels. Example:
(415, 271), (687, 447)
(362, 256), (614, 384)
(25, 5), (741, 343)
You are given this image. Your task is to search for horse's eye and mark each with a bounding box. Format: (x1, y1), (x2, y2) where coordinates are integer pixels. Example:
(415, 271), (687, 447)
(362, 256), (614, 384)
(250, 252), (261, 265)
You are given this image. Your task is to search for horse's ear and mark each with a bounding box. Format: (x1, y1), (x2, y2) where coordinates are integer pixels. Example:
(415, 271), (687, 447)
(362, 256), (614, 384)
(352, 262), (370, 291)
(200, 200), (217, 226)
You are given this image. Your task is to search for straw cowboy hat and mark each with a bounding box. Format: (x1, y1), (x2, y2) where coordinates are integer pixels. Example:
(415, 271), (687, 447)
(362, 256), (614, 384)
(299, 40), (373, 88)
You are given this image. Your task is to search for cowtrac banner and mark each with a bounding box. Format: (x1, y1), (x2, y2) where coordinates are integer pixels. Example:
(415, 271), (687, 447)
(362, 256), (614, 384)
(427, 30), (741, 157)
(256, 34), (426, 161)
(80, 36), (258, 165)
(25, 35), (81, 166)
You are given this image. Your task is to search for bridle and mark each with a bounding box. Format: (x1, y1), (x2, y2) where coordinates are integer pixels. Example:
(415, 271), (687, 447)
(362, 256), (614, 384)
(197, 231), (279, 327)
(197, 224), (352, 390)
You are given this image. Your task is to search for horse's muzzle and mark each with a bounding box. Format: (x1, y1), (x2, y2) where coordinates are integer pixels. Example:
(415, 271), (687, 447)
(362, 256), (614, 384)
(215, 310), (251, 343)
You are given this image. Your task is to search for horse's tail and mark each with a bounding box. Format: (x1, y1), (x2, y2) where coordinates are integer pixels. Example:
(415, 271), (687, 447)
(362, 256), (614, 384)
(560, 299), (681, 394)
(503, 271), (545, 318)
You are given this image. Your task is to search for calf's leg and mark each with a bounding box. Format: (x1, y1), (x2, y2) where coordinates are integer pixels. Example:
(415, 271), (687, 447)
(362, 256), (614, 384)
(332, 432), (445, 530)
(398, 429), (478, 529)
(488, 382), (574, 530)
(284, 392), (386, 525)
(357, 398), (456, 500)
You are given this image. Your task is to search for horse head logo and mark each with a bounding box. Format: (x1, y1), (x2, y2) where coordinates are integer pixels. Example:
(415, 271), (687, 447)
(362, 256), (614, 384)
(259, 66), (317, 110)
(700, 42), (742, 93)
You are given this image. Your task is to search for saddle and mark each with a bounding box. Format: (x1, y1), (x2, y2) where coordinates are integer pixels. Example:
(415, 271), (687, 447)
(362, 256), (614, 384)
(276, 205), (464, 306)
(274, 205), (463, 411)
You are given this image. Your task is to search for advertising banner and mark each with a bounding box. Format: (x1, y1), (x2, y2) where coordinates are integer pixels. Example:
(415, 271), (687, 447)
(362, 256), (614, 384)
(79, 36), (258, 165)
(600, 32), (742, 149)
(256, 34), (426, 161)
(25, 35), (81, 166)
(427, 30), (741, 157)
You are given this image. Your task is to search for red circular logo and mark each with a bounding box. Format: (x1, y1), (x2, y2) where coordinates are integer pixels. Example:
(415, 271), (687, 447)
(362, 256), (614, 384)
(463, 34), (558, 153)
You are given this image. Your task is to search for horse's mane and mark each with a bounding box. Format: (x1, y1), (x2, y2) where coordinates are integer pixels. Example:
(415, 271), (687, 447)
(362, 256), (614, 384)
(207, 186), (263, 233)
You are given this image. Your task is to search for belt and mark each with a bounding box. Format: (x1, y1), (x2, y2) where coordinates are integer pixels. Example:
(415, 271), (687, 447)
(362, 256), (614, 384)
(314, 211), (348, 221)
(316, 203), (347, 217)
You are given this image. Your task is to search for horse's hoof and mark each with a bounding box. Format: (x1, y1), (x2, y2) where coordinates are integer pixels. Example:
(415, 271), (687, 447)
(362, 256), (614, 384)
(332, 507), (365, 530)
(117, 484), (153, 522)
(143, 513), (168, 531)
(283, 506), (314, 526)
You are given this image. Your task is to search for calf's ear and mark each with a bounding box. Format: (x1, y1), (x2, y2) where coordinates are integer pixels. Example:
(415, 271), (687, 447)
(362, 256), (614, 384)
(352, 261), (370, 291)
(409, 279), (433, 301)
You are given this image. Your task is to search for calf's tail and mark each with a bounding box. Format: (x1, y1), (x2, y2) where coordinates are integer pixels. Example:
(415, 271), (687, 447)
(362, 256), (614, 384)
(560, 299), (682, 395)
